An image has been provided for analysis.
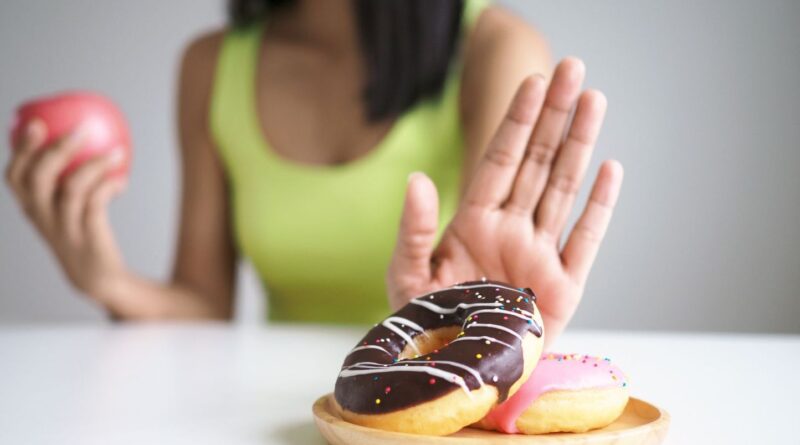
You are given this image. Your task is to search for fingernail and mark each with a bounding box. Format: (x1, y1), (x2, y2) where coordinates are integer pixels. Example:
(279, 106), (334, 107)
(66, 131), (83, 146)
(68, 123), (90, 143)
(107, 148), (125, 165)
(27, 119), (44, 137)
(407, 171), (424, 183)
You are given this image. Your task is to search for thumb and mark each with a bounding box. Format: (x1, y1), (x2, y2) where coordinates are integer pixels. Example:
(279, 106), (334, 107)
(390, 171), (439, 284)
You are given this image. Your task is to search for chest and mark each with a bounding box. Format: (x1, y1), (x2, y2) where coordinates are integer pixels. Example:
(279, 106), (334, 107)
(255, 42), (395, 166)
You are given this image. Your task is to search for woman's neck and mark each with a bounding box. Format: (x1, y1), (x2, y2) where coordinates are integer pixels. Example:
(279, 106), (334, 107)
(270, 0), (358, 53)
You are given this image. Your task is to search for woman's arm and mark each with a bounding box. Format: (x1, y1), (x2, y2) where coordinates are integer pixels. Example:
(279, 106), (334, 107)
(460, 6), (552, 189)
(4, 31), (236, 320)
(101, 32), (237, 320)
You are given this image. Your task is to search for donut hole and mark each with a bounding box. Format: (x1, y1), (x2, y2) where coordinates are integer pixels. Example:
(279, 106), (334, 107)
(398, 326), (462, 360)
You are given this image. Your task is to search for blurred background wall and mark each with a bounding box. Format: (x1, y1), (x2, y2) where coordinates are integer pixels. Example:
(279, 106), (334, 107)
(1, 0), (798, 332)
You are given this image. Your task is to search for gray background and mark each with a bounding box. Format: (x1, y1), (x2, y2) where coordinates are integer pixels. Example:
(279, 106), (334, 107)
(1, 0), (798, 332)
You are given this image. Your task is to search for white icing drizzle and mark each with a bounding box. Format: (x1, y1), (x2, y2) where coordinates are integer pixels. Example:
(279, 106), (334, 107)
(517, 308), (534, 318)
(449, 335), (515, 350)
(344, 360), (483, 386)
(409, 299), (502, 314)
(465, 322), (523, 340)
(381, 316), (425, 355)
(342, 361), (386, 368)
(339, 363), (472, 395)
(398, 360), (484, 385)
(451, 282), (525, 294)
(347, 345), (392, 357)
(469, 308), (532, 321)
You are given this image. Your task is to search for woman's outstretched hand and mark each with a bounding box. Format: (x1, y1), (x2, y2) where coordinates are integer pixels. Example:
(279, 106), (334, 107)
(387, 58), (624, 343)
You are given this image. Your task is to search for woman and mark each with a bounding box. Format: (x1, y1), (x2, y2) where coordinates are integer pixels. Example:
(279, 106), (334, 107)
(5, 0), (622, 343)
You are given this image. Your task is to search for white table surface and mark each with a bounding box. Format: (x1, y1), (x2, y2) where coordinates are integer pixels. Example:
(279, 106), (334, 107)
(0, 324), (797, 445)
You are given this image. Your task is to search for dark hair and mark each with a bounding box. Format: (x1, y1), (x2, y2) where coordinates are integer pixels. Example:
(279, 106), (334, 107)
(229, 0), (464, 121)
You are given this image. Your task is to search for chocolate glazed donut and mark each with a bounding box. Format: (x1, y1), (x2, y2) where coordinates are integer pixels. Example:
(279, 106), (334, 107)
(333, 280), (545, 435)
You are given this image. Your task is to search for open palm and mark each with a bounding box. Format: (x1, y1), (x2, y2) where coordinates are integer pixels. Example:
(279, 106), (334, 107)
(387, 58), (624, 345)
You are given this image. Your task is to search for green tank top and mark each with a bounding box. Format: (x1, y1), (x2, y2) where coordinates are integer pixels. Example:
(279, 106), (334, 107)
(210, 0), (488, 324)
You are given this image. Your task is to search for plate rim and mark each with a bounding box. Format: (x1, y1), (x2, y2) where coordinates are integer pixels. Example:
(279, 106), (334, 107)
(312, 393), (671, 442)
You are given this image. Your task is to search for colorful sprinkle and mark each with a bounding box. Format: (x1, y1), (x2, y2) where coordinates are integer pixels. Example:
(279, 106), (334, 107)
(476, 353), (483, 359)
(375, 399), (381, 405)
(385, 386), (391, 393)
(492, 375), (499, 382)
(429, 378), (436, 385)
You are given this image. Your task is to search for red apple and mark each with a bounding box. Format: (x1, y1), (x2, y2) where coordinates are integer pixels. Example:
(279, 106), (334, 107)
(9, 91), (131, 178)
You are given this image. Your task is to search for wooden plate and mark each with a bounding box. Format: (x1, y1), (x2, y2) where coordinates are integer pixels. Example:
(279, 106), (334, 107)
(312, 394), (670, 444)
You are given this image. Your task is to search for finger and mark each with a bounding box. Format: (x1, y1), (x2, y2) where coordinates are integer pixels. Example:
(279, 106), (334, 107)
(5, 120), (47, 194)
(84, 176), (127, 248)
(389, 172), (439, 283)
(561, 160), (623, 284)
(535, 89), (607, 236)
(59, 149), (125, 244)
(24, 128), (85, 223)
(463, 75), (547, 209)
(504, 57), (585, 215)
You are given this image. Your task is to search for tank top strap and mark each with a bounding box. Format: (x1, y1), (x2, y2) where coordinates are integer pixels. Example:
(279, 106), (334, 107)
(209, 23), (265, 177)
(463, 0), (491, 30)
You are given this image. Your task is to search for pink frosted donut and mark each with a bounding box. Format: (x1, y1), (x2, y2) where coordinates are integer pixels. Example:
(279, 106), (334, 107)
(475, 353), (629, 434)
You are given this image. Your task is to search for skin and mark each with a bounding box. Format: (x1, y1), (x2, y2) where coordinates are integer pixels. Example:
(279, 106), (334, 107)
(5, 1), (622, 343)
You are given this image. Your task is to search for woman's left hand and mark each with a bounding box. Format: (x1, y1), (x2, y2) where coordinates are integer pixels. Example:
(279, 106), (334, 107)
(386, 58), (624, 344)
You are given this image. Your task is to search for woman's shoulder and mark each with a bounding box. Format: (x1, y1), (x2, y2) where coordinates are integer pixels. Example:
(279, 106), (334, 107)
(463, 5), (551, 84)
(472, 5), (547, 43)
(176, 28), (229, 150)
(180, 28), (227, 76)
(459, 6), (552, 122)
(177, 29), (229, 118)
